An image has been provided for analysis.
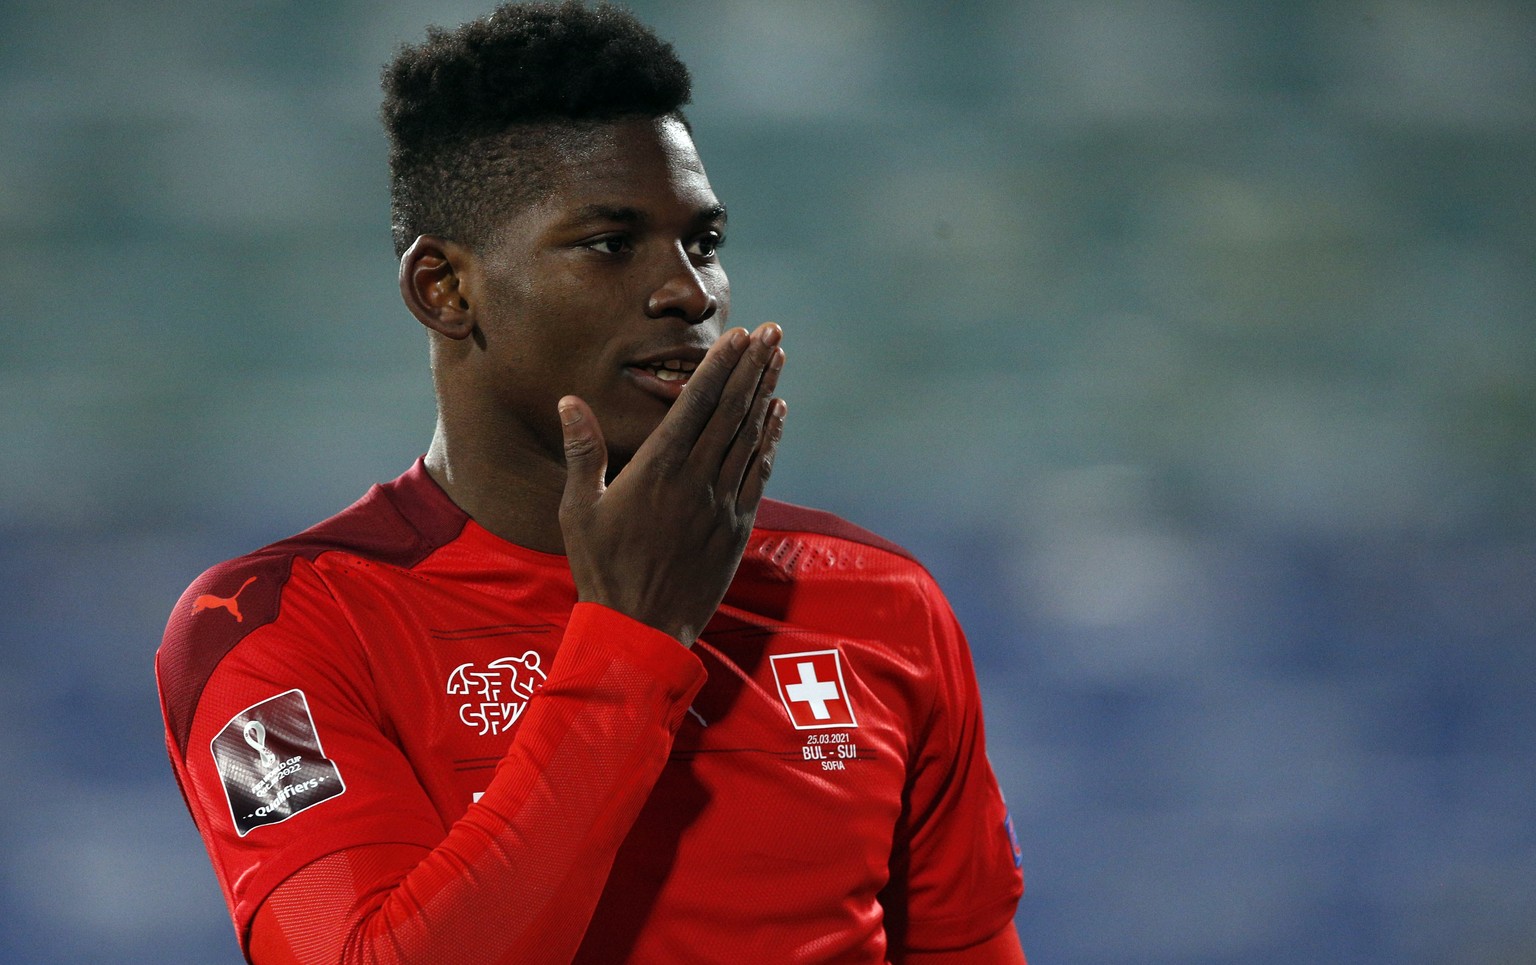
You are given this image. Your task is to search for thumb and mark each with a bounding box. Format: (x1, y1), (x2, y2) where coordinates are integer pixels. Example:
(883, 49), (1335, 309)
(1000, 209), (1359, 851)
(557, 396), (607, 518)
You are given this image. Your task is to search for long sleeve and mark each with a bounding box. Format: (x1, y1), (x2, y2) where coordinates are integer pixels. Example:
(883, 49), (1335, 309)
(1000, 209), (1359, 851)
(163, 596), (704, 964)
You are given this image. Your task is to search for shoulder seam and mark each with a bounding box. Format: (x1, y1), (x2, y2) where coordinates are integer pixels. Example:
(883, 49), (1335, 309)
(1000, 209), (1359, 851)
(159, 551), (302, 759)
(753, 497), (916, 562)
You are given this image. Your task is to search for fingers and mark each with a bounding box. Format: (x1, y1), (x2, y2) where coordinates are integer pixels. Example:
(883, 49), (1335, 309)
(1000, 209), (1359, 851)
(689, 322), (783, 474)
(717, 339), (785, 496)
(625, 321), (784, 504)
(557, 396), (608, 522)
(643, 327), (751, 459)
(736, 398), (787, 511)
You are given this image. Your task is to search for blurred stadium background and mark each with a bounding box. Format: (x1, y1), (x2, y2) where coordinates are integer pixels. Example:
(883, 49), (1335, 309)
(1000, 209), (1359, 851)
(2, 1), (1534, 962)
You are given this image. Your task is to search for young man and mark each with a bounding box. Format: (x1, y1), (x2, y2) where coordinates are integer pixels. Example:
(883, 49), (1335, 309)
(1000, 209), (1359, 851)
(156, 3), (1024, 962)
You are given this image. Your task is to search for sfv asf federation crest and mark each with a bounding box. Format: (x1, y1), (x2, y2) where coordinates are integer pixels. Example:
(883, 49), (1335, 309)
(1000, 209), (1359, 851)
(211, 689), (345, 837)
(446, 651), (547, 736)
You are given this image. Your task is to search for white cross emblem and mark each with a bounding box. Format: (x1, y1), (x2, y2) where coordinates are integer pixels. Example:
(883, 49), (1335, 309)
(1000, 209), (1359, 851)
(785, 662), (840, 720)
(770, 648), (858, 730)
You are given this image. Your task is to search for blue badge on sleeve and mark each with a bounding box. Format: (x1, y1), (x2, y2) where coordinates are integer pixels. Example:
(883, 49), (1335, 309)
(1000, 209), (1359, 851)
(1005, 811), (1022, 869)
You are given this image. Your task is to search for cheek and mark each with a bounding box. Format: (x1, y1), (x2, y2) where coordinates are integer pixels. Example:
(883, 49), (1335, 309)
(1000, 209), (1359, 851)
(502, 280), (598, 355)
(708, 268), (731, 318)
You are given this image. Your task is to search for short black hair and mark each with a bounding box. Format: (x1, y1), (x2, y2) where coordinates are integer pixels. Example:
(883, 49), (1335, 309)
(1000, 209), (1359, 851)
(381, 1), (693, 256)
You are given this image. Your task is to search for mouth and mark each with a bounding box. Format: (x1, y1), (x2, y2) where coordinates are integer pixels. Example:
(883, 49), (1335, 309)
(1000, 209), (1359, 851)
(625, 350), (705, 402)
(637, 358), (698, 383)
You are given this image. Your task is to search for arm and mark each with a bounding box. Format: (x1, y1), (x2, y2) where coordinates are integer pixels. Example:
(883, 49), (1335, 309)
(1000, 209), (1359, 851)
(226, 325), (786, 963)
(248, 605), (702, 965)
(881, 583), (1025, 962)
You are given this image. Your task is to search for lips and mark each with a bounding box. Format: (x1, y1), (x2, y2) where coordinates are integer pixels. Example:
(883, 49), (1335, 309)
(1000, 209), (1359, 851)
(625, 347), (707, 402)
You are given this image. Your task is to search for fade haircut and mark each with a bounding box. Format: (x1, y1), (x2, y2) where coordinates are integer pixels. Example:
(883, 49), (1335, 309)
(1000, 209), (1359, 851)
(381, 1), (693, 257)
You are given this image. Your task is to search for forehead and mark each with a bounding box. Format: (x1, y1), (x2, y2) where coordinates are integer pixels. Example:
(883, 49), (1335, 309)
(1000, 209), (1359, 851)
(539, 116), (716, 213)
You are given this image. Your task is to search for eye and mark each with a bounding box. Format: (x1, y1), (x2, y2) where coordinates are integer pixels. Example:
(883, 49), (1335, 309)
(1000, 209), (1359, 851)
(687, 233), (725, 259)
(582, 236), (631, 255)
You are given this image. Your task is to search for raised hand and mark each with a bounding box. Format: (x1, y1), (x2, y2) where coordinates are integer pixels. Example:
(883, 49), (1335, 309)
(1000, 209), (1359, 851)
(557, 322), (787, 647)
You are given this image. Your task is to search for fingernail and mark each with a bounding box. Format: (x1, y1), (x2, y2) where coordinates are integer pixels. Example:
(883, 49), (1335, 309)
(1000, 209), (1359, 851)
(559, 400), (582, 425)
(730, 328), (749, 349)
(762, 322), (782, 347)
(770, 347), (785, 371)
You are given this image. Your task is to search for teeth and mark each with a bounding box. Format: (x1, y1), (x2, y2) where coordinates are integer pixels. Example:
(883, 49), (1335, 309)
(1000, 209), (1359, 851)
(643, 359), (697, 382)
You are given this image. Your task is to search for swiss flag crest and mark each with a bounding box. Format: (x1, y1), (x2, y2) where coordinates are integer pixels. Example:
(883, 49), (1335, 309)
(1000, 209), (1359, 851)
(770, 649), (858, 730)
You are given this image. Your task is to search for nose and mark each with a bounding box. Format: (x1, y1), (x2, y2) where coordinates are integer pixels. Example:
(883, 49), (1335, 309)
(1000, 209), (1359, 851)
(646, 249), (718, 324)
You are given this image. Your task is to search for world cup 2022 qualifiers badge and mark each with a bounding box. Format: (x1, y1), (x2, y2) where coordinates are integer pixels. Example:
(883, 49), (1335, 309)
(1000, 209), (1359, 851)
(211, 689), (345, 837)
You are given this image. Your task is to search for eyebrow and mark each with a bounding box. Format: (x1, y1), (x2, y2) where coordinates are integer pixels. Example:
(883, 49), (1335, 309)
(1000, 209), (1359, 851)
(565, 202), (728, 230)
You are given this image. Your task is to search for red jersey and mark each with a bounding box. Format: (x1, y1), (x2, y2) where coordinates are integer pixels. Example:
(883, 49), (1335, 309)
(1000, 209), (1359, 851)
(157, 459), (1022, 963)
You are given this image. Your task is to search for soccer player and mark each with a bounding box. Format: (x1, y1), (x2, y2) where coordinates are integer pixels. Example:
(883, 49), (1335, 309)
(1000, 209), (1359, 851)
(155, 3), (1025, 962)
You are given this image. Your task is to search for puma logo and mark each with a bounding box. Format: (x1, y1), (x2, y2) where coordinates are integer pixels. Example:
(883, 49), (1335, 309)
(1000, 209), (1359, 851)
(192, 576), (258, 622)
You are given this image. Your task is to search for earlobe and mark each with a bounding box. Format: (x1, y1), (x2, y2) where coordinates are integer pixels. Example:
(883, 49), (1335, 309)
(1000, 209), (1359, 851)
(399, 234), (476, 339)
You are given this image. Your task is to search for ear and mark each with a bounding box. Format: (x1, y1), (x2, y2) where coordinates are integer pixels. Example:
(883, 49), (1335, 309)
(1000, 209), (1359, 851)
(399, 234), (476, 339)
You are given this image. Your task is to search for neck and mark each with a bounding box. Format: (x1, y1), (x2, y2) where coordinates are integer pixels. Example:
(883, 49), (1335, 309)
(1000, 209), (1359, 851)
(423, 417), (569, 555)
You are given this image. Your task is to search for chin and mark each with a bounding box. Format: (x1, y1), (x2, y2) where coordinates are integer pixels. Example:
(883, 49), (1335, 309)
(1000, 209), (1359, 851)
(599, 415), (663, 478)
